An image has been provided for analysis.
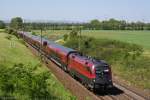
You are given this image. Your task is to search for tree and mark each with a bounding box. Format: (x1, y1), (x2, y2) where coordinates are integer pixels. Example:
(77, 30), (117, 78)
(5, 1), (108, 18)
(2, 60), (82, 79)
(136, 21), (144, 30)
(90, 19), (101, 30)
(107, 18), (120, 30)
(10, 17), (23, 30)
(145, 23), (150, 30)
(69, 29), (78, 38)
(0, 20), (5, 29)
(119, 20), (126, 30)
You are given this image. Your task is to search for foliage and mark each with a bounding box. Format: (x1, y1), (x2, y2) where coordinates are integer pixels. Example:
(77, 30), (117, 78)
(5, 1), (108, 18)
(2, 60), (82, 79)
(63, 34), (68, 41)
(90, 19), (101, 30)
(65, 35), (143, 62)
(5, 35), (12, 40)
(0, 63), (58, 99)
(10, 17), (23, 30)
(0, 20), (5, 29)
(5, 28), (19, 39)
(31, 32), (38, 36)
(69, 29), (79, 39)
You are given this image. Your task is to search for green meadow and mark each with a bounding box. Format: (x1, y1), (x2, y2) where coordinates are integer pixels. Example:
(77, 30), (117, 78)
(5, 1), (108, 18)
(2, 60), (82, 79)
(81, 30), (150, 50)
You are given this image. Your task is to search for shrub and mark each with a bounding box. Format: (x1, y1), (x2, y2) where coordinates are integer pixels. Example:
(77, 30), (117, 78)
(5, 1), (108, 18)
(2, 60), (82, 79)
(63, 34), (68, 41)
(31, 32), (37, 36)
(0, 63), (58, 99)
(5, 35), (12, 40)
(65, 36), (143, 61)
(5, 28), (14, 34)
(5, 28), (20, 39)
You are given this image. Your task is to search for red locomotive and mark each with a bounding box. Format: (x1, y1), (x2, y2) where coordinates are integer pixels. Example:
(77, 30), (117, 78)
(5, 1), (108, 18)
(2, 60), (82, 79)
(18, 31), (113, 90)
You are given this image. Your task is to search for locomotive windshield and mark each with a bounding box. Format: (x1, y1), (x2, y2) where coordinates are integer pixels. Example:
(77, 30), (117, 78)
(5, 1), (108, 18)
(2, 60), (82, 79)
(95, 64), (110, 78)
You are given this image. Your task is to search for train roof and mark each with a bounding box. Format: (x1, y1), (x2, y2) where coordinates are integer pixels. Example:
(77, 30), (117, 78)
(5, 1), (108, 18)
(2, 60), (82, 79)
(47, 41), (76, 54)
(25, 32), (77, 54)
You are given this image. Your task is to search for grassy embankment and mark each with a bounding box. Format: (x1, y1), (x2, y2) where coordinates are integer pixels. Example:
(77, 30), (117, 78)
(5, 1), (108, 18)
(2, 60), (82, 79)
(0, 32), (76, 100)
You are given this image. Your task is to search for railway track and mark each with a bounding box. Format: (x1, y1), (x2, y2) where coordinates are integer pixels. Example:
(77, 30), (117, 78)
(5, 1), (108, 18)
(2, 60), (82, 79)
(27, 43), (149, 100)
(96, 82), (149, 100)
(113, 83), (149, 100)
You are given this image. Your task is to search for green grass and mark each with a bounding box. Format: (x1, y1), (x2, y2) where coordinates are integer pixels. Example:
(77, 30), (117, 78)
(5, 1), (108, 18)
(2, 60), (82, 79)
(32, 30), (68, 41)
(32, 30), (71, 35)
(0, 33), (39, 67)
(0, 32), (75, 99)
(81, 30), (150, 57)
(81, 30), (150, 50)
(0, 29), (4, 32)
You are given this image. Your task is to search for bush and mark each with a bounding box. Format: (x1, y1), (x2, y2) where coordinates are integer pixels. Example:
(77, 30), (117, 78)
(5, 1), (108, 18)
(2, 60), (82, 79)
(5, 28), (20, 39)
(5, 35), (12, 40)
(0, 63), (58, 99)
(31, 32), (37, 36)
(64, 35), (143, 64)
(5, 28), (14, 34)
(63, 34), (68, 41)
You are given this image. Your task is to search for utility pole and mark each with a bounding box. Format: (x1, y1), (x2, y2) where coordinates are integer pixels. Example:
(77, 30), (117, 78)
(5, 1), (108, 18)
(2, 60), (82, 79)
(78, 26), (82, 51)
(20, 19), (25, 44)
(40, 27), (43, 61)
(22, 19), (24, 38)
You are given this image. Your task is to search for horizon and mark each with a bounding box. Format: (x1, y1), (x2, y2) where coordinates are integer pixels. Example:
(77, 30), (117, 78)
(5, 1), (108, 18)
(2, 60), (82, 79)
(2, 18), (150, 24)
(1, 0), (150, 23)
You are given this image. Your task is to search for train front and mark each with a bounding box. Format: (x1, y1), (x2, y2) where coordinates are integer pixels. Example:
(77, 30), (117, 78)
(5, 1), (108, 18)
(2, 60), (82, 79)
(92, 60), (113, 90)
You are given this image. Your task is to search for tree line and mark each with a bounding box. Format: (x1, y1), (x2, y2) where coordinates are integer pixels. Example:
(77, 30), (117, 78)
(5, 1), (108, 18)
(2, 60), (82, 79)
(23, 19), (150, 30)
(1, 17), (150, 30)
(88, 19), (150, 30)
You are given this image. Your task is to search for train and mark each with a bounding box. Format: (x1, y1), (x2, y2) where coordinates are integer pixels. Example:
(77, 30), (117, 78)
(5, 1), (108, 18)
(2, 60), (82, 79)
(17, 31), (113, 91)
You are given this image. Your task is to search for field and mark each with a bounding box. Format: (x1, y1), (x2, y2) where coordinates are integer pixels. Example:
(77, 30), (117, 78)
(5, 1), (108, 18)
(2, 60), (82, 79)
(0, 32), (75, 99)
(33, 30), (150, 50)
(81, 30), (150, 56)
(82, 30), (150, 50)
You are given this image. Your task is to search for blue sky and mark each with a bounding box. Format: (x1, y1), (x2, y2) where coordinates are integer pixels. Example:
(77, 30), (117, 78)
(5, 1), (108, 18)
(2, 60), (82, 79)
(0, 0), (150, 22)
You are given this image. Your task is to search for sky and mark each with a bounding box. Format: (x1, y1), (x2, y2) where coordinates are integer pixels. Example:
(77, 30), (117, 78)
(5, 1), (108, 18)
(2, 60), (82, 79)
(0, 0), (150, 22)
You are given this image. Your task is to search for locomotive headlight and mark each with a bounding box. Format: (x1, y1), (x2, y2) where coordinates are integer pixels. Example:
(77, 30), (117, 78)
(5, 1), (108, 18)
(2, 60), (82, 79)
(91, 65), (95, 74)
(104, 69), (109, 72)
(92, 65), (95, 70)
(93, 79), (95, 82)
